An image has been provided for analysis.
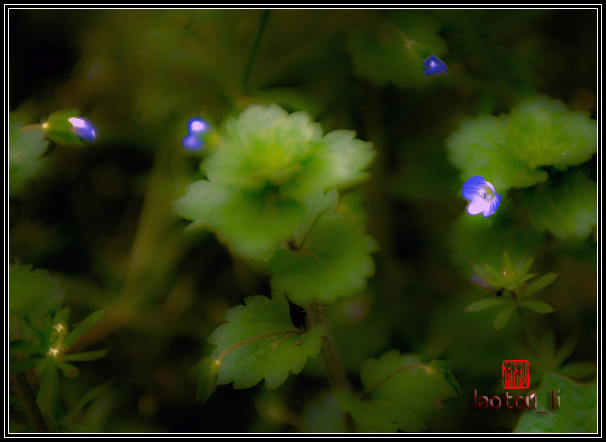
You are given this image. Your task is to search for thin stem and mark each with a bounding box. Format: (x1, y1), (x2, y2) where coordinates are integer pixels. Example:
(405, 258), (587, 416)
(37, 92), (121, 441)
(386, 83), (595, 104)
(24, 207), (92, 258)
(66, 144), (177, 354)
(241, 9), (270, 92)
(215, 330), (304, 363)
(514, 292), (545, 366)
(11, 372), (48, 433)
(305, 301), (354, 433)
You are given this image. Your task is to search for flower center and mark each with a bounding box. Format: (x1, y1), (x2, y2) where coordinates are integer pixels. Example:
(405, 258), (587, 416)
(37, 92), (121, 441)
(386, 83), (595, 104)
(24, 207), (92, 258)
(479, 186), (494, 201)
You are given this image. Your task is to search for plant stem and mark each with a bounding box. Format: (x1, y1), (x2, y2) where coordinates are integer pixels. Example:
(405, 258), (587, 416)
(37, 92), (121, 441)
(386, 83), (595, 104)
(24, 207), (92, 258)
(66, 144), (177, 354)
(305, 301), (354, 433)
(241, 9), (270, 92)
(12, 372), (48, 433)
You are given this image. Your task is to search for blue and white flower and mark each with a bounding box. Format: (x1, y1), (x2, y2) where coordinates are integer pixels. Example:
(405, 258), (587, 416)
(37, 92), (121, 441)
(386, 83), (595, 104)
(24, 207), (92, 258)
(68, 117), (97, 142)
(462, 176), (501, 217)
(423, 55), (448, 76)
(182, 117), (211, 151)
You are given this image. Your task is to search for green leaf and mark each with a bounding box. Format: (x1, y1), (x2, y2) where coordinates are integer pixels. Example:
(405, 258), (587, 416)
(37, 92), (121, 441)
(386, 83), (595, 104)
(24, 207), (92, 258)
(9, 357), (43, 375)
(43, 109), (84, 147)
(505, 99), (597, 171)
(190, 357), (220, 403)
(347, 19), (440, 89)
(464, 297), (508, 312)
(493, 306), (515, 330)
(553, 337), (577, 367)
(335, 350), (460, 432)
(9, 119), (49, 192)
(502, 250), (513, 275)
(9, 340), (43, 359)
(63, 309), (107, 350)
(527, 273), (559, 295)
(206, 293), (324, 393)
(558, 362), (597, 379)
(53, 359), (79, 378)
(268, 216), (377, 306)
(303, 393), (345, 433)
(63, 348), (109, 362)
(521, 300), (554, 314)
(36, 361), (63, 425)
(9, 265), (58, 318)
(516, 255), (535, 278)
(447, 98), (596, 191)
(514, 373), (597, 433)
(521, 169), (596, 239)
(65, 379), (114, 419)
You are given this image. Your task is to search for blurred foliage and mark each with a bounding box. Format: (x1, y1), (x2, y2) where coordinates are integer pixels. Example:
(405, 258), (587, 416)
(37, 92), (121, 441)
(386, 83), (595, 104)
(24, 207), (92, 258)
(8, 8), (597, 434)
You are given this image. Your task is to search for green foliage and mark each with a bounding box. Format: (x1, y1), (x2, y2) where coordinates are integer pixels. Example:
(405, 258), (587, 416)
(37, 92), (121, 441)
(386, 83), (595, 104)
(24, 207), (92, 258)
(9, 119), (48, 192)
(336, 351), (461, 432)
(268, 192), (377, 306)
(193, 293), (325, 401)
(9, 265), (59, 318)
(42, 109), (84, 147)
(447, 98), (597, 191)
(515, 373), (597, 433)
(465, 251), (557, 330)
(347, 12), (446, 88)
(521, 169), (597, 240)
(173, 104), (375, 259)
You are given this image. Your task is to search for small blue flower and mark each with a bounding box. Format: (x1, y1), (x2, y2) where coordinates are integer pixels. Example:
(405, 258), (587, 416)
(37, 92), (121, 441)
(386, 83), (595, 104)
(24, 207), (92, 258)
(68, 117), (97, 142)
(423, 55), (448, 75)
(186, 117), (210, 136)
(182, 133), (205, 151)
(462, 176), (501, 217)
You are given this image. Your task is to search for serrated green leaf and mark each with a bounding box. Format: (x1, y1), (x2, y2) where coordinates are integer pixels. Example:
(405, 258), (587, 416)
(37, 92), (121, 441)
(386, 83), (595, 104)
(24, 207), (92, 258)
(65, 379), (114, 419)
(63, 309), (107, 350)
(9, 265), (58, 318)
(9, 118), (49, 192)
(494, 306), (515, 330)
(464, 297), (508, 312)
(522, 300), (554, 314)
(506, 99), (597, 171)
(336, 350), (460, 432)
(268, 216), (376, 306)
(514, 373), (596, 433)
(527, 273), (559, 295)
(63, 348), (109, 362)
(558, 362), (597, 379)
(447, 98), (596, 191)
(521, 169), (596, 239)
(207, 293), (324, 392)
(291, 189), (339, 247)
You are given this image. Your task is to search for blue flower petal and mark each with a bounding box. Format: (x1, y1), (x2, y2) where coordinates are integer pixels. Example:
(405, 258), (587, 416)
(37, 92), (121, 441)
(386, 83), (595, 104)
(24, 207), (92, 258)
(187, 117), (210, 136)
(68, 117), (97, 142)
(423, 55), (448, 75)
(182, 134), (205, 151)
(462, 176), (487, 201)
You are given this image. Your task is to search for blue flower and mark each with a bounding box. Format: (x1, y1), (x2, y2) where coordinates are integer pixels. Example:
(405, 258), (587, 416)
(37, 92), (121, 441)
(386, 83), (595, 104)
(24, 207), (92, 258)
(462, 176), (501, 217)
(182, 133), (205, 151)
(187, 117), (210, 136)
(68, 117), (97, 142)
(423, 55), (448, 76)
(182, 117), (211, 151)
